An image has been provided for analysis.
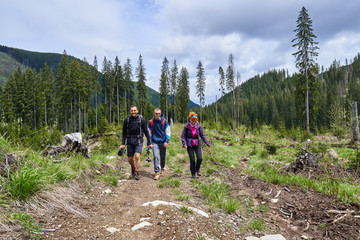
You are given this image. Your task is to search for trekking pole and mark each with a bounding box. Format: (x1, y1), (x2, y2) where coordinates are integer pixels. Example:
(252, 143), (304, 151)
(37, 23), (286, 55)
(146, 147), (151, 162)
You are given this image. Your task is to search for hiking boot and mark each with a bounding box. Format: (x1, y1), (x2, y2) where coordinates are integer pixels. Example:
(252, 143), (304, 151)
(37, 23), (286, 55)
(131, 166), (136, 177)
(160, 168), (165, 175)
(154, 172), (160, 180)
(134, 171), (140, 180)
(197, 171), (201, 176)
(191, 174), (196, 179)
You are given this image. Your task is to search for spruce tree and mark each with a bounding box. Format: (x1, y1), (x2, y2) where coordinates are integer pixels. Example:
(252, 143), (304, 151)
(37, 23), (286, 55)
(159, 57), (170, 119)
(123, 58), (134, 115)
(196, 61), (206, 122)
(92, 56), (100, 130)
(170, 60), (178, 122)
(56, 50), (70, 132)
(226, 54), (236, 130)
(136, 55), (147, 115)
(177, 67), (190, 123)
(292, 6), (319, 132)
(218, 66), (225, 122)
(114, 56), (123, 124)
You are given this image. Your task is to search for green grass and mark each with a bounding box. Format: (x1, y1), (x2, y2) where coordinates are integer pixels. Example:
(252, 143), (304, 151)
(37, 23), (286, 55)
(157, 177), (182, 188)
(197, 181), (243, 213)
(247, 165), (360, 202)
(11, 212), (42, 239)
(179, 206), (193, 214)
(222, 198), (241, 214)
(172, 189), (190, 201)
(7, 167), (45, 200)
(249, 218), (265, 231)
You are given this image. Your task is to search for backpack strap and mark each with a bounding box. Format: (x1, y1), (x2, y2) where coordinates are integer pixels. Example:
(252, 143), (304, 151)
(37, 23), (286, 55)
(150, 119), (166, 134)
(150, 119), (154, 133)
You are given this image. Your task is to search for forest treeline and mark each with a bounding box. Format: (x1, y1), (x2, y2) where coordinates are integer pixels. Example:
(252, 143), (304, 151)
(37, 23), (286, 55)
(0, 50), (194, 142)
(1, 47), (360, 147)
(197, 54), (360, 138)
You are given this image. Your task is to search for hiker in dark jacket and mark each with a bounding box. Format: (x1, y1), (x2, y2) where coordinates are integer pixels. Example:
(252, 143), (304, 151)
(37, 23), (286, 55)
(148, 108), (171, 180)
(181, 112), (210, 178)
(119, 105), (152, 180)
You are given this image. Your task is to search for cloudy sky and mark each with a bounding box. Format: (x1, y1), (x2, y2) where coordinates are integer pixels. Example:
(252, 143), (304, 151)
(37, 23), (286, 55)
(1, 0), (360, 105)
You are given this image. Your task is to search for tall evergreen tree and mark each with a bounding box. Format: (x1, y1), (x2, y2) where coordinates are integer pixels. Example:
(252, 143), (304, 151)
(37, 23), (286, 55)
(177, 67), (190, 123)
(39, 63), (55, 127)
(226, 53), (236, 130)
(136, 54), (147, 115)
(56, 50), (70, 132)
(196, 61), (206, 122)
(159, 57), (170, 119)
(92, 56), (100, 129)
(123, 58), (134, 115)
(218, 66), (226, 122)
(170, 60), (178, 122)
(114, 56), (123, 125)
(292, 6), (319, 132)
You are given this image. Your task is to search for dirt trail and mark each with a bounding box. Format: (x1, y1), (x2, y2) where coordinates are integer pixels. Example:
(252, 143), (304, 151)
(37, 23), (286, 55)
(3, 155), (360, 240)
(30, 159), (230, 240)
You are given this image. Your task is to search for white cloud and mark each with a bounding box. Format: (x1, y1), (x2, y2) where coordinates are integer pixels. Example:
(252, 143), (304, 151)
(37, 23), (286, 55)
(2, 0), (360, 105)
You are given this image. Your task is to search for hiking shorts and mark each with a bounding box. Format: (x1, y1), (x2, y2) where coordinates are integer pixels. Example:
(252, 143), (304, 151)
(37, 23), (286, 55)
(127, 143), (143, 157)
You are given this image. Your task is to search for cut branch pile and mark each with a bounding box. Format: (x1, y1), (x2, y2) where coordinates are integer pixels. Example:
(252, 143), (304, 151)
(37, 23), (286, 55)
(286, 148), (319, 173)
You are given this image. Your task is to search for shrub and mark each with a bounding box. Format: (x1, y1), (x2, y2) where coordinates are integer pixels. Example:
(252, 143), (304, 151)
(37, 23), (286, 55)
(265, 143), (277, 155)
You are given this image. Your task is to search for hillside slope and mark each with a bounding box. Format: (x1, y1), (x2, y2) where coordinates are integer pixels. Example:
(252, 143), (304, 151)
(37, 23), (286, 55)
(0, 51), (27, 86)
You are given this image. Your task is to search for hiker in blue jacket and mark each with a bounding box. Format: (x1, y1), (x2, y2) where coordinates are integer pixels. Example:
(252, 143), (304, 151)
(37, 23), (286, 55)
(148, 108), (171, 180)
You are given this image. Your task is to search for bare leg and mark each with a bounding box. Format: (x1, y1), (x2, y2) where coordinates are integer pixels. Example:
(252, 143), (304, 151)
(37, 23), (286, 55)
(128, 156), (134, 168)
(134, 153), (141, 171)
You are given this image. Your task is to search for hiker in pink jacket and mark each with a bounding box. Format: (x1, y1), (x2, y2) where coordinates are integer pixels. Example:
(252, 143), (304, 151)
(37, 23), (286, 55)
(181, 112), (210, 178)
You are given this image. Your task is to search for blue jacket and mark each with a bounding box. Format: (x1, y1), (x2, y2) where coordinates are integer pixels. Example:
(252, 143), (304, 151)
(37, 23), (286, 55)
(148, 114), (171, 145)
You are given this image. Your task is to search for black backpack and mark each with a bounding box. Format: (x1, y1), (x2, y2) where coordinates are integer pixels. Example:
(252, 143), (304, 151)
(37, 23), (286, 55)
(126, 115), (144, 145)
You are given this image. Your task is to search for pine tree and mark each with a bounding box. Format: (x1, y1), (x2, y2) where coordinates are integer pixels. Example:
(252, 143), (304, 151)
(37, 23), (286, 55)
(39, 63), (55, 127)
(92, 56), (100, 129)
(114, 56), (123, 124)
(56, 50), (70, 132)
(136, 55), (147, 115)
(159, 57), (170, 119)
(170, 60), (178, 122)
(226, 54), (236, 130)
(292, 6), (319, 132)
(123, 58), (134, 115)
(177, 67), (190, 123)
(196, 61), (206, 122)
(81, 58), (93, 133)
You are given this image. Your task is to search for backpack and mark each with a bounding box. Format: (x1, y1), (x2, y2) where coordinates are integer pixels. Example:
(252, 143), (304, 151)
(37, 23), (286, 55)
(126, 115), (144, 145)
(149, 119), (166, 134)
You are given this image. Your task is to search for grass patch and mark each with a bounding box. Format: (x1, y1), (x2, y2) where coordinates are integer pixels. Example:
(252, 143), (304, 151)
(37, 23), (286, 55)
(247, 165), (360, 203)
(198, 181), (242, 213)
(172, 189), (190, 201)
(11, 212), (42, 239)
(249, 218), (265, 231)
(179, 206), (193, 214)
(7, 167), (45, 200)
(157, 177), (182, 188)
